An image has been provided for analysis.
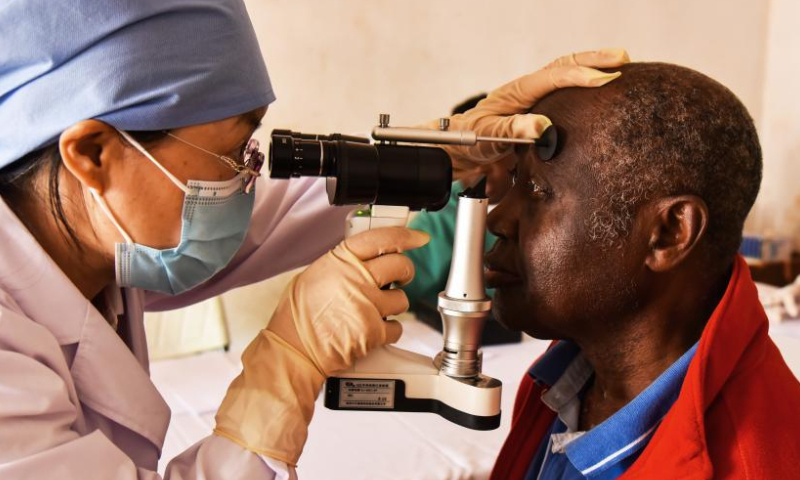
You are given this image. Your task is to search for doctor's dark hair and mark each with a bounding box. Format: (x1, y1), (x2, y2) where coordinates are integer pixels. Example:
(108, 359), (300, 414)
(0, 130), (168, 248)
(574, 62), (762, 266)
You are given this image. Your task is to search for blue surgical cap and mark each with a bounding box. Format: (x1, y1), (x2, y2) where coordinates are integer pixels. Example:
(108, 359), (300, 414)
(0, 0), (275, 167)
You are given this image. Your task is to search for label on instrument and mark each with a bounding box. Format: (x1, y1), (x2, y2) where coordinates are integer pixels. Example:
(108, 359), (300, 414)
(338, 379), (396, 409)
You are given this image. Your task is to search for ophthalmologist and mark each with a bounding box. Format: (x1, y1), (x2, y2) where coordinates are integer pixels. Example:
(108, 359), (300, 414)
(0, 1), (628, 478)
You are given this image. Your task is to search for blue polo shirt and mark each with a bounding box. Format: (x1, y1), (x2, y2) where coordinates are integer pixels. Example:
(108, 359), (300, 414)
(523, 341), (698, 480)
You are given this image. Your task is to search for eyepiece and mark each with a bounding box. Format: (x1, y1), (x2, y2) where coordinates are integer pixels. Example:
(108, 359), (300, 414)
(269, 130), (346, 179)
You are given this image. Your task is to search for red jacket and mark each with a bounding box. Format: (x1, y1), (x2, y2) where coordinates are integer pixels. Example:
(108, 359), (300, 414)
(490, 256), (800, 480)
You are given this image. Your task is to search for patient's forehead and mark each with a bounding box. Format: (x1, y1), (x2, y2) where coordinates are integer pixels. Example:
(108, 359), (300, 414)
(525, 87), (613, 178)
(533, 87), (611, 139)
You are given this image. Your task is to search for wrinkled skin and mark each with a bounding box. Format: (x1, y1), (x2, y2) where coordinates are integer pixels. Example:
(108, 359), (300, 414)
(484, 88), (647, 341)
(483, 79), (726, 429)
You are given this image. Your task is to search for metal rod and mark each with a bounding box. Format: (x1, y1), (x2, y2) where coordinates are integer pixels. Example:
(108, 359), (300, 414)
(476, 136), (537, 145)
(372, 126), (477, 145)
(372, 126), (538, 146)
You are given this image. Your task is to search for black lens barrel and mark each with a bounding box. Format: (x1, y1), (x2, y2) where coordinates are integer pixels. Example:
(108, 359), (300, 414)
(372, 144), (451, 210)
(269, 129), (451, 211)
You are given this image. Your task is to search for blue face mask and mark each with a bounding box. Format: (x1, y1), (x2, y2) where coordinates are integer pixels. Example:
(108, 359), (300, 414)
(90, 130), (255, 295)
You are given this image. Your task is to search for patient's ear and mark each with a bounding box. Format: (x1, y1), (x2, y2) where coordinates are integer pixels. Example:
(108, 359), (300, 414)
(642, 195), (708, 273)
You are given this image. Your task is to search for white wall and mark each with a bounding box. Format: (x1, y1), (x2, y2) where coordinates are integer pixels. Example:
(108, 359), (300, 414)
(749, 0), (800, 247)
(245, 0), (793, 237)
(206, 0), (786, 338)
(246, 0), (770, 138)
(148, 1), (799, 358)
(146, 0), (795, 359)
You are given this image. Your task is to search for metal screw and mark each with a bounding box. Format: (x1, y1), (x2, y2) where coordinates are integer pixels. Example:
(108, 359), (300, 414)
(379, 113), (390, 128)
(439, 118), (450, 131)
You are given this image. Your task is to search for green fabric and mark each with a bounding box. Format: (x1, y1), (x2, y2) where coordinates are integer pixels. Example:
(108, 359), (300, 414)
(403, 182), (497, 312)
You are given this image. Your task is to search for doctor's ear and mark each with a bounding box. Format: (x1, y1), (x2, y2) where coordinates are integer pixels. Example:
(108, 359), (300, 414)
(59, 120), (125, 195)
(643, 195), (709, 273)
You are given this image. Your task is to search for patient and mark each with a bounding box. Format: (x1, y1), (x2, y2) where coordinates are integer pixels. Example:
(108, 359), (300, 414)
(484, 62), (800, 480)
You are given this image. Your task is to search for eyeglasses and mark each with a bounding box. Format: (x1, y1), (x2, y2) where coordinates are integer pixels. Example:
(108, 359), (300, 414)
(166, 133), (265, 194)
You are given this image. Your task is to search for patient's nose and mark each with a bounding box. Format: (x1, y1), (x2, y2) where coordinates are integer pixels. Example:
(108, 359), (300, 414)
(487, 195), (518, 241)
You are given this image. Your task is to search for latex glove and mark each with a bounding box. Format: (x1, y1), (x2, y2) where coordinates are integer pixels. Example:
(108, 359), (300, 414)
(214, 227), (430, 466)
(762, 275), (800, 321)
(423, 48), (629, 177)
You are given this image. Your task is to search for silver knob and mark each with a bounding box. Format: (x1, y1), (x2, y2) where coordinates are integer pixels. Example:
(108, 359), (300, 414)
(379, 113), (390, 128)
(439, 118), (450, 131)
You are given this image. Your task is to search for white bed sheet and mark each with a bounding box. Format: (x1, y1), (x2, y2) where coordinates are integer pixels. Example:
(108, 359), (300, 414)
(150, 315), (800, 479)
(150, 319), (550, 479)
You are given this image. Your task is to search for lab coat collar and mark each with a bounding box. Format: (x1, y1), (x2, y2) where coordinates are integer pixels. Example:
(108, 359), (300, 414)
(69, 302), (171, 451)
(0, 196), (89, 344)
(0, 197), (170, 452)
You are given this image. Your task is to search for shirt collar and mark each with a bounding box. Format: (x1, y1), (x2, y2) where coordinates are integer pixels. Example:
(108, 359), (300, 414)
(528, 340), (582, 386)
(528, 340), (699, 478)
(541, 354), (592, 432)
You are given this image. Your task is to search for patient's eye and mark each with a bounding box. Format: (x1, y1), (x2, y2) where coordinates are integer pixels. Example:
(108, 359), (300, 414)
(510, 167), (549, 199)
(528, 179), (546, 196)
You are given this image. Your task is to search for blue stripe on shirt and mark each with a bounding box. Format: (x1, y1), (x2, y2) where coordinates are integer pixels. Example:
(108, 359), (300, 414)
(523, 342), (698, 479)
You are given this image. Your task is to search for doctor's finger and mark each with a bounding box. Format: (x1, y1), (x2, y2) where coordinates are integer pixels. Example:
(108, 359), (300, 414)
(476, 65), (621, 116)
(345, 227), (430, 261)
(546, 48), (630, 69)
(363, 254), (416, 287)
(375, 289), (411, 319)
(382, 319), (404, 345)
(446, 112), (551, 166)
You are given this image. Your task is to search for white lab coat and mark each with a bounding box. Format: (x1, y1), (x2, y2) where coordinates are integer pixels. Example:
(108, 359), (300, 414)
(0, 176), (350, 479)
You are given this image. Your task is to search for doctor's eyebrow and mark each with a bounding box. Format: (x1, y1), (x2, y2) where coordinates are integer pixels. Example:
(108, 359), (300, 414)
(239, 110), (264, 130)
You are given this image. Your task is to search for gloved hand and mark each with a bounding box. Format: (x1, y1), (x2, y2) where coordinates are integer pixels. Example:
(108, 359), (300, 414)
(424, 48), (629, 177)
(762, 274), (800, 321)
(214, 227), (429, 466)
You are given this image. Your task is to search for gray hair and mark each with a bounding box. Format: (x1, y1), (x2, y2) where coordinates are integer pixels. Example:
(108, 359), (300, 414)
(582, 63), (762, 262)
